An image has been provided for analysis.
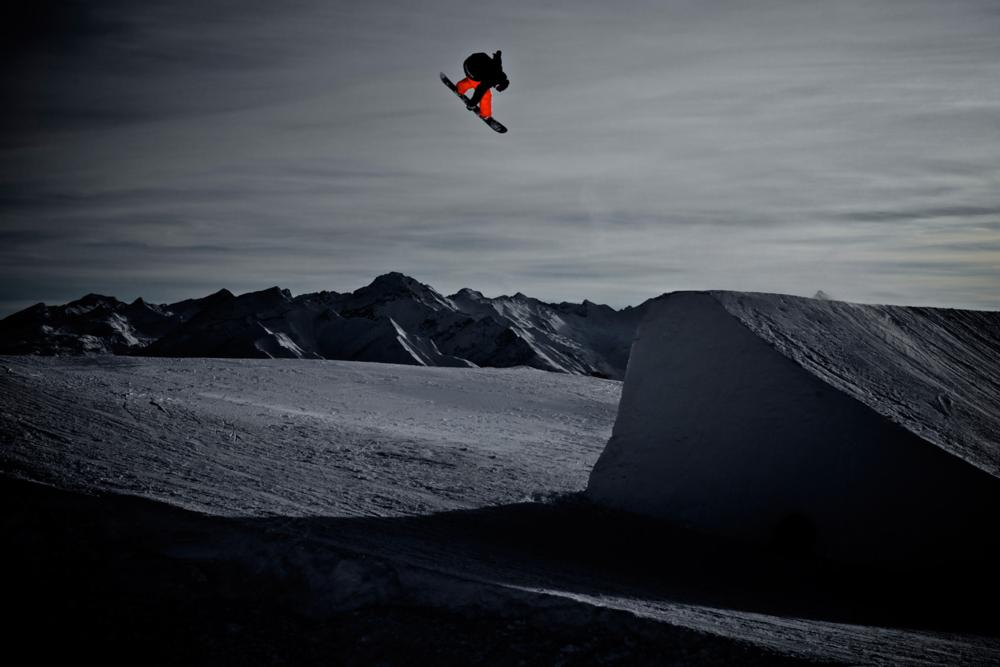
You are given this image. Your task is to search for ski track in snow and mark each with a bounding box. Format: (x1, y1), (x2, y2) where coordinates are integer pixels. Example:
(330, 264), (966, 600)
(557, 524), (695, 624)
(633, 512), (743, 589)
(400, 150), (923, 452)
(2, 355), (999, 665)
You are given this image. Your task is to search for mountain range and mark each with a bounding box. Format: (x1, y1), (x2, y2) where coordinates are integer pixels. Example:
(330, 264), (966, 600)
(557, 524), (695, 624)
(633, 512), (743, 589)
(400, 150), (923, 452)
(0, 273), (649, 379)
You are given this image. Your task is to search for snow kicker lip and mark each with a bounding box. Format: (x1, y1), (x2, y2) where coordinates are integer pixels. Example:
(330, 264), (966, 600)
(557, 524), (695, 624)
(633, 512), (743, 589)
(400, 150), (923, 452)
(708, 290), (1000, 478)
(588, 290), (1000, 562)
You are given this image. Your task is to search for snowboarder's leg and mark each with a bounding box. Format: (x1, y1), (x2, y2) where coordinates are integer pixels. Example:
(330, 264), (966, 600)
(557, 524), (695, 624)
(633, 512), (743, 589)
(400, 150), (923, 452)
(456, 77), (478, 96)
(479, 89), (493, 118)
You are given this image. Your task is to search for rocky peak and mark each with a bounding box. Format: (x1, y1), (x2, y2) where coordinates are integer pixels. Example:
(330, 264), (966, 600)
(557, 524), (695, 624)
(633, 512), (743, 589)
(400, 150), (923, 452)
(451, 287), (485, 301)
(368, 272), (428, 293)
(355, 272), (452, 310)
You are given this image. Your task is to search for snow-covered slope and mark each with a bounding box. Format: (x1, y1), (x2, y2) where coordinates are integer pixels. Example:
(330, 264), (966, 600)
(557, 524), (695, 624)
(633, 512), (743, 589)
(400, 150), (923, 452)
(0, 356), (620, 517)
(587, 291), (1000, 561)
(713, 291), (1000, 477)
(144, 286), (324, 359)
(5, 355), (999, 664)
(0, 273), (645, 377)
(448, 288), (645, 378)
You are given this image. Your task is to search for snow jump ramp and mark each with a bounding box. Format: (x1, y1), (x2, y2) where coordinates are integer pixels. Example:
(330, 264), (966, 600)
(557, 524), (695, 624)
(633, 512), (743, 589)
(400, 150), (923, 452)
(587, 291), (1000, 561)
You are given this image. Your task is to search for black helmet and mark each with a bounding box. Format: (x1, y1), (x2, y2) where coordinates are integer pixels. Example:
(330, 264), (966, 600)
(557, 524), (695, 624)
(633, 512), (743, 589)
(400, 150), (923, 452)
(496, 76), (509, 92)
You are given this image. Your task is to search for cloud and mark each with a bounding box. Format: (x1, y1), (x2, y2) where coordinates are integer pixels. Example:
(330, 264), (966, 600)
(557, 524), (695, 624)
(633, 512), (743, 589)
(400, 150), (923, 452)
(835, 206), (1000, 223)
(2, 0), (1000, 315)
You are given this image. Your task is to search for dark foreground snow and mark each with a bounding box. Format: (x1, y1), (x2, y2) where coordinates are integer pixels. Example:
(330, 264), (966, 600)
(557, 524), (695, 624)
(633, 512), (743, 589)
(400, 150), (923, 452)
(3, 356), (999, 665)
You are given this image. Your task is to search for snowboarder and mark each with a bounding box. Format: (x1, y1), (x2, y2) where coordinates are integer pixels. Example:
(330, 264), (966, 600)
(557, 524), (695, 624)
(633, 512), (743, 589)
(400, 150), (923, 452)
(454, 51), (509, 120)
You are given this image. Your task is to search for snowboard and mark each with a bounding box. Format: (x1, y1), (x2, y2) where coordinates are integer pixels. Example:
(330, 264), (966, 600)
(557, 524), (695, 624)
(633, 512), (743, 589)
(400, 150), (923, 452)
(440, 73), (507, 134)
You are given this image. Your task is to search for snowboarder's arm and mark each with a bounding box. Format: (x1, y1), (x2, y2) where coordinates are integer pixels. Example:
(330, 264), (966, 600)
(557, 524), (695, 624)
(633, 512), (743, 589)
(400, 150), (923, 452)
(493, 50), (502, 68)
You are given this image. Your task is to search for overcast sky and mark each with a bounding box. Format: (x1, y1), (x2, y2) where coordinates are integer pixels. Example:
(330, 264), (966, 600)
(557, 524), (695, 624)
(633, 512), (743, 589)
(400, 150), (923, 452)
(2, 0), (999, 315)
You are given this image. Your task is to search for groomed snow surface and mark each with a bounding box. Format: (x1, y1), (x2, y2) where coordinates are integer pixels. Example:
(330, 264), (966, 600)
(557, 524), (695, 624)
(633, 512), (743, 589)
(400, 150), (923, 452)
(4, 348), (1000, 665)
(1, 357), (620, 518)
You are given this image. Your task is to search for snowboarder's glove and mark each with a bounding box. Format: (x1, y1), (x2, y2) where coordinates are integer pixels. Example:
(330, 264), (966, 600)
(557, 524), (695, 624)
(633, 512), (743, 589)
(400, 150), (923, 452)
(493, 50), (502, 63)
(465, 100), (478, 111)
